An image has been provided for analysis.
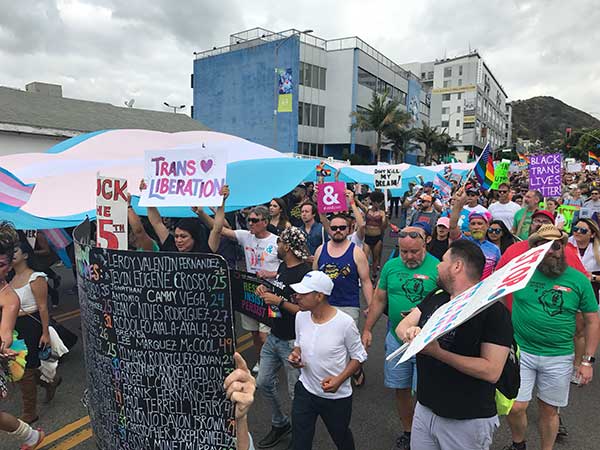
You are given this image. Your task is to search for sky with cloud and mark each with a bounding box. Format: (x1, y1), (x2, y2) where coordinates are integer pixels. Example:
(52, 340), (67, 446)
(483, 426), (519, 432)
(1, 0), (598, 117)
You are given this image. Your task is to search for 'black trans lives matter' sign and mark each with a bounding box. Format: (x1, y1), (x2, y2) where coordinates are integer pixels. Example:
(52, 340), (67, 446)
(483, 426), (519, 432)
(74, 221), (236, 450)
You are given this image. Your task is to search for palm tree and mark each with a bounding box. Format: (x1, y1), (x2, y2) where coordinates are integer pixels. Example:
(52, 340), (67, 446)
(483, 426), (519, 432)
(350, 90), (412, 163)
(432, 131), (455, 163)
(384, 125), (415, 163)
(415, 124), (441, 165)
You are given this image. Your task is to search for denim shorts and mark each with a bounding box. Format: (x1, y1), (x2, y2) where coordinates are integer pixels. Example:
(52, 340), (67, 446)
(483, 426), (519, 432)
(516, 351), (574, 407)
(384, 331), (417, 390)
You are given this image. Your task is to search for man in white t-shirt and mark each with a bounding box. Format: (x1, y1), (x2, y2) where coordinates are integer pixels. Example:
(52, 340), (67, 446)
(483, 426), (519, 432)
(457, 186), (488, 233)
(288, 271), (367, 450)
(222, 204), (281, 373)
(488, 182), (521, 229)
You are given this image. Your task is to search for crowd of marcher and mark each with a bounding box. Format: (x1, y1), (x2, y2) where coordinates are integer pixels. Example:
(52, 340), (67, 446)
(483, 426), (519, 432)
(1, 165), (600, 450)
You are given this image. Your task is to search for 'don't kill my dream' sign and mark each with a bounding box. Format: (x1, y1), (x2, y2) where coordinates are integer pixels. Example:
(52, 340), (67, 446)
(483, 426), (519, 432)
(374, 166), (403, 189)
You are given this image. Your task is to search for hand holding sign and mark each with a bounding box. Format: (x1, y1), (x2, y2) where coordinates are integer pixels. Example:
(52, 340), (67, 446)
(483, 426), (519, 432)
(317, 182), (347, 214)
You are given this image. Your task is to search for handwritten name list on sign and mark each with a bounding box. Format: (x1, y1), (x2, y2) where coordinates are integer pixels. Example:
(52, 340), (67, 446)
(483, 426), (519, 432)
(140, 147), (227, 207)
(74, 231), (236, 450)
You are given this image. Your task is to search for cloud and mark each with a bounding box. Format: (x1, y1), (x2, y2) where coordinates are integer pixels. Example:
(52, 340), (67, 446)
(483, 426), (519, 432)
(0, 0), (598, 117)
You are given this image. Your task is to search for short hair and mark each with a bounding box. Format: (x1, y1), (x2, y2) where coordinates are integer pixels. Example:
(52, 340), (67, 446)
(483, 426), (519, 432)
(300, 201), (317, 216)
(249, 205), (270, 221)
(531, 190), (543, 203)
(448, 239), (485, 282)
(498, 182), (510, 190)
(330, 213), (351, 225)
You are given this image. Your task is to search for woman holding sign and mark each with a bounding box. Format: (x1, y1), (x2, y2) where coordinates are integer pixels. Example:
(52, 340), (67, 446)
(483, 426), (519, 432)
(0, 222), (45, 449)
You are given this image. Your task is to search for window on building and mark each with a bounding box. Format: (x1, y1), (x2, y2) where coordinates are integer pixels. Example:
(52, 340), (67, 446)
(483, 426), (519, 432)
(427, 71), (434, 79)
(443, 80), (450, 88)
(458, 65), (463, 76)
(318, 105), (325, 128)
(442, 93), (451, 101)
(441, 107), (449, 114)
(298, 102), (304, 125)
(312, 65), (319, 89)
(458, 79), (462, 87)
(311, 104), (319, 127)
(456, 106), (461, 113)
(421, 72), (426, 79)
(456, 133), (460, 140)
(299, 63), (305, 86)
(303, 102), (311, 125)
(441, 120), (449, 128)
(304, 64), (312, 87)
(456, 119), (460, 127)
(358, 67), (377, 91)
(319, 67), (326, 90)
(317, 143), (324, 157)
(457, 93), (462, 100)
(444, 67), (452, 77)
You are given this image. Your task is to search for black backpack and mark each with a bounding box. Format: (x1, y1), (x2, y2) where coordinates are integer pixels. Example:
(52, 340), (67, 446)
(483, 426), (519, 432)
(495, 338), (520, 415)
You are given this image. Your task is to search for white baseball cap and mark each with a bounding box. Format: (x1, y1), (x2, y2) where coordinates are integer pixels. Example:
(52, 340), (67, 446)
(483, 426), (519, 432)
(290, 271), (334, 296)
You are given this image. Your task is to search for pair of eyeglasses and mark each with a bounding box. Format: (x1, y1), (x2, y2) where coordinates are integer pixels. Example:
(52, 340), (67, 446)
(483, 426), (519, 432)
(247, 218), (263, 224)
(330, 225), (348, 231)
(487, 228), (502, 235)
(572, 226), (589, 235)
(398, 231), (425, 240)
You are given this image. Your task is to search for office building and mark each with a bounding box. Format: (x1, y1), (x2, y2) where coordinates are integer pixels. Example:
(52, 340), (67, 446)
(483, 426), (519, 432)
(192, 28), (430, 162)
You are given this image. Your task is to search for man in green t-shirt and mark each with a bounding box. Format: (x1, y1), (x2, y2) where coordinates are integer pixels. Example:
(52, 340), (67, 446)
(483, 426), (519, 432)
(362, 226), (438, 450)
(512, 190), (542, 240)
(505, 224), (600, 450)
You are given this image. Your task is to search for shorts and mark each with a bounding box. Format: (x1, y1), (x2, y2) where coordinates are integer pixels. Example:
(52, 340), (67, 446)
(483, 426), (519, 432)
(384, 332), (417, 390)
(335, 306), (360, 327)
(515, 351), (573, 407)
(240, 314), (271, 334)
(364, 234), (383, 247)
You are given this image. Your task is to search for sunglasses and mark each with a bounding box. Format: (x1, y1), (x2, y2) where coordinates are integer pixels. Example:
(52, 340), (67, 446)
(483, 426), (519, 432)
(398, 231), (425, 240)
(572, 226), (589, 235)
(330, 225), (348, 231)
(487, 228), (502, 235)
(498, 190), (509, 194)
(247, 218), (263, 224)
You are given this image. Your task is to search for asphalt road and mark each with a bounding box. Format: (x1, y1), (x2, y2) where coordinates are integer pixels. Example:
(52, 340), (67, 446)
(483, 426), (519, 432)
(2, 229), (599, 449)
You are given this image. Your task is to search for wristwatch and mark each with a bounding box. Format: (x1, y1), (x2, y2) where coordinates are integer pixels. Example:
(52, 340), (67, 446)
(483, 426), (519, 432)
(582, 355), (596, 364)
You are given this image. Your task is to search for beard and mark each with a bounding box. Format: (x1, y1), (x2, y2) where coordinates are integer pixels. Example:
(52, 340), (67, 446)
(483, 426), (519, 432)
(436, 272), (454, 294)
(471, 230), (485, 240)
(331, 233), (346, 243)
(538, 254), (568, 278)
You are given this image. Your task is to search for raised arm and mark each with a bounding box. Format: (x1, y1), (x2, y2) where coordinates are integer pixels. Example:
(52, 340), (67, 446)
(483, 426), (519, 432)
(127, 194), (156, 251)
(140, 180), (170, 245)
(449, 188), (467, 241)
(347, 190), (366, 240)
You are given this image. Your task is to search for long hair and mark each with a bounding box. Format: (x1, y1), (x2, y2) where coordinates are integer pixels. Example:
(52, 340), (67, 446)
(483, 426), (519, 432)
(576, 218), (600, 265)
(270, 197), (290, 230)
(487, 220), (516, 254)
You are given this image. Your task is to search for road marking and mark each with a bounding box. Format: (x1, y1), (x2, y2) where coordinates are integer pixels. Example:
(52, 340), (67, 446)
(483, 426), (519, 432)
(53, 309), (81, 321)
(54, 311), (81, 323)
(49, 427), (93, 450)
(38, 416), (90, 448)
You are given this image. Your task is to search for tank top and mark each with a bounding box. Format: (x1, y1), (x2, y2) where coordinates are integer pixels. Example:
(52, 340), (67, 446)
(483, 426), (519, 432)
(318, 242), (359, 307)
(12, 272), (47, 314)
(366, 210), (383, 228)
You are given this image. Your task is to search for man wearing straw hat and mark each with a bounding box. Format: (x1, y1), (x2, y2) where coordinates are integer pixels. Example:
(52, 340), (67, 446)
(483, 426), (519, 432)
(503, 224), (600, 450)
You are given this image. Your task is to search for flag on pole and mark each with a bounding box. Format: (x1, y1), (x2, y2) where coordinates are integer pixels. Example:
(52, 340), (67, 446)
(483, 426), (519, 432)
(473, 143), (495, 190)
(589, 151), (600, 166)
(433, 173), (453, 199)
(0, 167), (35, 210)
(517, 151), (530, 165)
(41, 228), (73, 268)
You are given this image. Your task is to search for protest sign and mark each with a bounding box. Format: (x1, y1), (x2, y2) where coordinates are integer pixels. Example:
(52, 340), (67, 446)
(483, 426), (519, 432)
(491, 161), (510, 190)
(139, 147), (226, 207)
(566, 162), (582, 173)
(529, 153), (562, 197)
(317, 182), (347, 214)
(230, 270), (285, 326)
(387, 241), (552, 364)
(374, 166), (403, 189)
(96, 175), (128, 250)
(74, 223), (236, 450)
(558, 205), (579, 233)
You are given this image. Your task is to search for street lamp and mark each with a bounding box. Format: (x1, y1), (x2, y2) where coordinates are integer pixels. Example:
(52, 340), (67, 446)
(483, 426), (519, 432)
(273, 29), (314, 151)
(163, 102), (186, 114)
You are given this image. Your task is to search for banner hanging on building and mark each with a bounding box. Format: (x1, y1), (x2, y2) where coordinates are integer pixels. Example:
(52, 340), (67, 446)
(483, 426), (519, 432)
(140, 147), (226, 207)
(277, 68), (293, 113)
(529, 153), (562, 197)
(96, 175), (128, 250)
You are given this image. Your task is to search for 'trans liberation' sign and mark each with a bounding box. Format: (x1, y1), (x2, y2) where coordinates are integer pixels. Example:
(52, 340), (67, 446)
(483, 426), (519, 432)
(140, 147), (226, 207)
(529, 153), (562, 197)
(387, 241), (552, 364)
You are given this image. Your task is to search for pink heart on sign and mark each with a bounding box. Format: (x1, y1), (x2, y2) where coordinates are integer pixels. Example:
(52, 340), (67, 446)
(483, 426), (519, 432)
(200, 159), (213, 173)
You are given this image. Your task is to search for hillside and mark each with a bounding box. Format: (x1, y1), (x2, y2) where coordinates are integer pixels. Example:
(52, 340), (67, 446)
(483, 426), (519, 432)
(511, 96), (600, 144)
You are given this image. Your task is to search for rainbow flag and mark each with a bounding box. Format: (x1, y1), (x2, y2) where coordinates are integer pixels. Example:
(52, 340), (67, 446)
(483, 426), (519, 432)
(473, 143), (495, 190)
(589, 151), (600, 166)
(0, 167), (35, 210)
(517, 151), (530, 165)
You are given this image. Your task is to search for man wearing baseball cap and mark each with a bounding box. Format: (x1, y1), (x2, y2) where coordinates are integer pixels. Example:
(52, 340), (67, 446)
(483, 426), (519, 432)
(504, 225), (600, 450)
(449, 190), (500, 279)
(288, 271), (367, 450)
(408, 194), (440, 231)
(456, 185), (489, 233)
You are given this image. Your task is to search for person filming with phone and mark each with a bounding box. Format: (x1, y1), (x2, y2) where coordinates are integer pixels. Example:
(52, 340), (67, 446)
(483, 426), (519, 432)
(362, 226), (439, 450)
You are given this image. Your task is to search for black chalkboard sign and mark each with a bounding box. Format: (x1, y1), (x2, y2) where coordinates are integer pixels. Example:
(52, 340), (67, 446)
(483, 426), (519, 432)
(74, 222), (236, 450)
(230, 270), (286, 327)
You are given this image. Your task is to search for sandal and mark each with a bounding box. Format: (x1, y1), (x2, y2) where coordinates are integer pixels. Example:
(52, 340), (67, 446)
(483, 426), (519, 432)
(352, 367), (366, 388)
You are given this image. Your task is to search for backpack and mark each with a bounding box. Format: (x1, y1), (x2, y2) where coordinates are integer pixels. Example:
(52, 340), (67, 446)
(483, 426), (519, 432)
(495, 338), (520, 416)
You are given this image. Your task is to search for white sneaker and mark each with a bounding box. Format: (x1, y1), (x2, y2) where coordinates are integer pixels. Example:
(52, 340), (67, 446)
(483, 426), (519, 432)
(252, 362), (260, 375)
(570, 367), (580, 385)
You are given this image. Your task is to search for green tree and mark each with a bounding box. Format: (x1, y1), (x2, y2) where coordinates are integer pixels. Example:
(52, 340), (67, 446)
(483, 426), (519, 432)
(574, 129), (600, 161)
(431, 131), (454, 162)
(415, 124), (441, 164)
(384, 126), (415, 163)
(350, 90), (411, 163)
